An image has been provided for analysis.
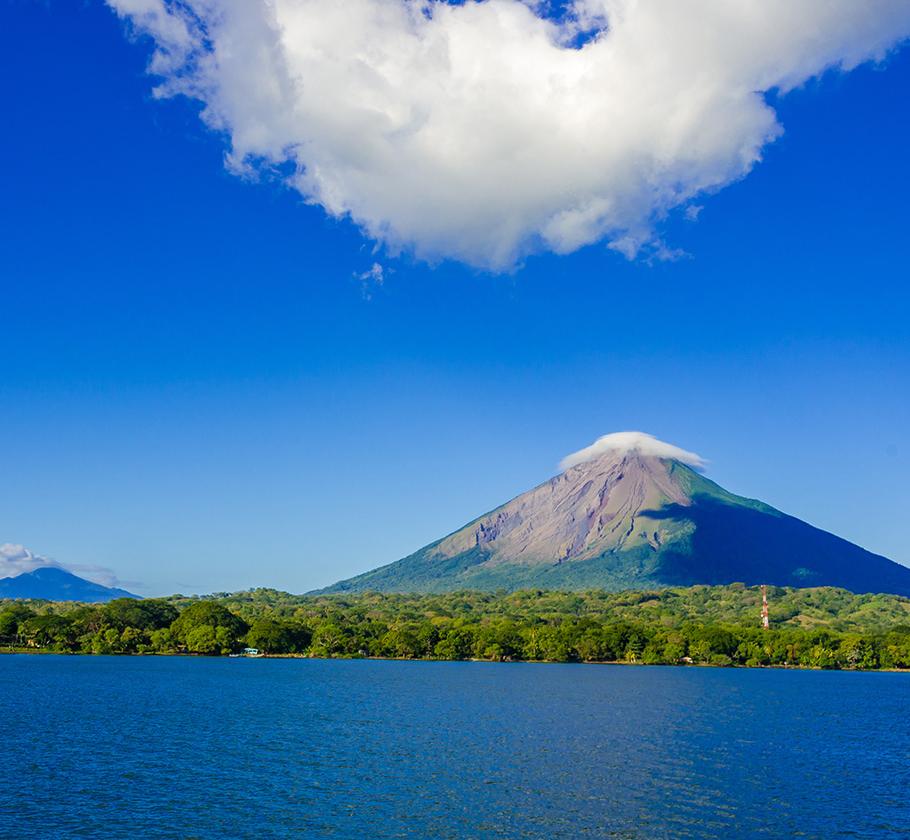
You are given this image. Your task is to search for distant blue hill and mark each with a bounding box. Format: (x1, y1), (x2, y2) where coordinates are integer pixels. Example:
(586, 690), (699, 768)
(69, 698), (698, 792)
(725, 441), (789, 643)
(0, 567), (138, 603)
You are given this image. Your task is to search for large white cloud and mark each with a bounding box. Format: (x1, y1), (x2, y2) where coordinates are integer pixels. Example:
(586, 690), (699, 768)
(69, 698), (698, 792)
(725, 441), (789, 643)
(107, 0), (910, 270)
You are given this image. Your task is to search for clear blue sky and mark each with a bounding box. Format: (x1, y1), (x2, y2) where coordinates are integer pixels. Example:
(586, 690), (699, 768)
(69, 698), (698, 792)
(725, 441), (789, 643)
(2, 2), (908, 595)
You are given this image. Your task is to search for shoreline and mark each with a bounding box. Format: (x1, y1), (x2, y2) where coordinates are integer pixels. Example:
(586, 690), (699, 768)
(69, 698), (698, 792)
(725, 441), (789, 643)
(2, 648), (908, 672)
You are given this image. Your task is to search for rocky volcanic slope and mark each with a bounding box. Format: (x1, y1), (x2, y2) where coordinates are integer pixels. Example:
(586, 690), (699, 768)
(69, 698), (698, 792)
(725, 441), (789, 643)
(320, 449), (910, 596)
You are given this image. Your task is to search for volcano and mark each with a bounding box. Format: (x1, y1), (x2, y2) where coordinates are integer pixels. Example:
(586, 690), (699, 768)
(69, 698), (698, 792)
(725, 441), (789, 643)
(0, 567), (137, 602)
(321, 433), (910, 596)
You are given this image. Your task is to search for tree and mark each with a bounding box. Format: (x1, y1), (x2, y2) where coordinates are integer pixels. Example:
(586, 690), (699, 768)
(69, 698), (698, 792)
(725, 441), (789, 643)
(601, 623), (636, 661)
(433, 627), (474, 660)
(245, 619), (311, 654)
(185, 625), (219, 655)
(808, 644), (836, 669)
(688, 626), (737, 657)
(309, 620), (352, 657)
(380, 625), (422, 658)
(624, 630), (647, 663)
(21, 615), (76, 650)
(473, 621), (523, 661)
(103, 599), (178, 631)
(150, 628), (178, 653)
(68, 606), (104, 636)
(90, 628), (121, 655)
(640, 643), (666, 664)
(416, 622), (441, 657)
(522, 625), (572, 662)
(0, 606), (35, 642)
(574, 628), (609, 662)
(689, 639), (712, 663)
(170, 602), (248, 653)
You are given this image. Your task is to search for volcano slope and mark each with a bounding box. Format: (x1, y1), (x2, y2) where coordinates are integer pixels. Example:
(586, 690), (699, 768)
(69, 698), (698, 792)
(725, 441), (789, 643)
(321, 448), (910, 596)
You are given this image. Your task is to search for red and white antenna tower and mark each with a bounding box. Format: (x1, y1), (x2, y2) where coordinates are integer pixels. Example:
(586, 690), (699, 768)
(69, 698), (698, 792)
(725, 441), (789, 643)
(761, 584), (770, 629)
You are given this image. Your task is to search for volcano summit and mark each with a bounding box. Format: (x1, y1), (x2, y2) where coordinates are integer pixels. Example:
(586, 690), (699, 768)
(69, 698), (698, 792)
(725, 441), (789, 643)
(322, 433), (910, 596)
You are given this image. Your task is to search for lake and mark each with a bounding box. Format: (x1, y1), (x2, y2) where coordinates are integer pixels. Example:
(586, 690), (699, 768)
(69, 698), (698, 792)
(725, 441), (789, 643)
(1, 657), (908, 839)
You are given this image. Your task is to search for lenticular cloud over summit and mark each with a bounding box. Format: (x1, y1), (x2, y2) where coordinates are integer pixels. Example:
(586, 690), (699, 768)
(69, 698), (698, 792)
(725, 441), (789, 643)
(560, 432), (705, 471)
(107, 0), (910, 270)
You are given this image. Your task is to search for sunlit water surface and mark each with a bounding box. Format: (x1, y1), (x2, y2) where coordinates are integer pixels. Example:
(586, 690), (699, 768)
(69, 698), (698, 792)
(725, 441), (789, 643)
(1, 656), (907, 839)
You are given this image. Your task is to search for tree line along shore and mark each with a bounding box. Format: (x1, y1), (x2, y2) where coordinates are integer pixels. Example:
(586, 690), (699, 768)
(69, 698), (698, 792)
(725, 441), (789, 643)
(2, 584), (910, 669)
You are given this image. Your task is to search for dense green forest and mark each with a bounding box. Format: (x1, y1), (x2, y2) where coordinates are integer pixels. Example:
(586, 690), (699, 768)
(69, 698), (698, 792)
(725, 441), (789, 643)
(2, 584), (910, 669)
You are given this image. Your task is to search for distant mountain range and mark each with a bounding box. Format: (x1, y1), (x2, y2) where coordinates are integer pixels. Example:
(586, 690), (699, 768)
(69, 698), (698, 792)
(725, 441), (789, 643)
(321, 433), (910, 596)
(0, 567), (137, 602)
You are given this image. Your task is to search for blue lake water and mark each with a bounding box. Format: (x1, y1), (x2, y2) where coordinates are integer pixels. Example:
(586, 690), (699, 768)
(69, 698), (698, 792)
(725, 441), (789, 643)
(1, 656), (908, 839)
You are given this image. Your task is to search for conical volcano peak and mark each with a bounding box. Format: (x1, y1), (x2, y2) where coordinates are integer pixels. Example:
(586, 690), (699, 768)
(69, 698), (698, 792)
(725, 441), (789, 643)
(321, 433), (910, 596)
(559, 432), (705, 472)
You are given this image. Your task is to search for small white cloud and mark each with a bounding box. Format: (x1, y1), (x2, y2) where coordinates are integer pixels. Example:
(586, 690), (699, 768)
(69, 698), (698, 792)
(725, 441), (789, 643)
(105, 0), (910, 271)
(684, 205), (703, 222)
(560, 431), (706, 471)
(65, 564), (126, 590)
(354, 261), (385, 299)
(355, 262), (385, 284)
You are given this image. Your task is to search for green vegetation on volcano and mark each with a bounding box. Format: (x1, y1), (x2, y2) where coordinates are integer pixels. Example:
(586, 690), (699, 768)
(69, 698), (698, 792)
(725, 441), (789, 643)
(3, 584), (910, 670)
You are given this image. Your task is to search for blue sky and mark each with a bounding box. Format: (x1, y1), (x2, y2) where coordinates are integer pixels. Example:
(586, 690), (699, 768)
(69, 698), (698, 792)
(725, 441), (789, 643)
(2, 1), (909, 595)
